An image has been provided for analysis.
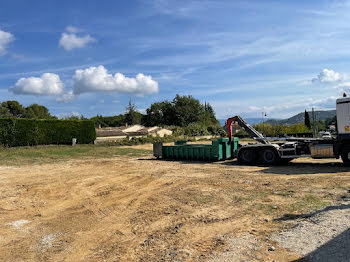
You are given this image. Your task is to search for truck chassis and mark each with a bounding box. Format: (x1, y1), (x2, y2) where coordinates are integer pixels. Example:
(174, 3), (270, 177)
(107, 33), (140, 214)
(227, 116), (350, 166)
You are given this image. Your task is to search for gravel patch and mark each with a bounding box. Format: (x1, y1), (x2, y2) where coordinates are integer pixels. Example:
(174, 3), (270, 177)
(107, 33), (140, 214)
(7, 219), (30, 229)
(207, 234), (261, 262)
(273, 202), (350, 261)
(37, 233), (56, 252)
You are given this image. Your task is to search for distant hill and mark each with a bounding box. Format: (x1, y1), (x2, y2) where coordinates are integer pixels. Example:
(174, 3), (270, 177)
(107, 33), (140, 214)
(219, 117), (280, 126)
(265, 110), (336, 125)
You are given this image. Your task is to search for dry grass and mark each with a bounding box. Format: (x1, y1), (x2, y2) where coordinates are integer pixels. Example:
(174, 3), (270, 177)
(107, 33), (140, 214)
(0, 145), (349, 261)
(0, 144), (152, 166)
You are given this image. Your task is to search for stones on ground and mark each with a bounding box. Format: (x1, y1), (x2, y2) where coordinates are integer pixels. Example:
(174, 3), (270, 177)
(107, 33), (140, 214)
(268, 246), (275, 251)
(272, 202), (350, 262)
(207, 233), (262, 261)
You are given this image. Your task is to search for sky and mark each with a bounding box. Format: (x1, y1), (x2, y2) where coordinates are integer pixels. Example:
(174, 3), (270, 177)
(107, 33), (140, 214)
(1, 0), (350, 119)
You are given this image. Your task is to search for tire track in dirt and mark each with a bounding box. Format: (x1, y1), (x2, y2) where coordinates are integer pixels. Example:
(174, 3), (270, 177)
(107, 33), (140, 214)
(0, 156), (349, 261)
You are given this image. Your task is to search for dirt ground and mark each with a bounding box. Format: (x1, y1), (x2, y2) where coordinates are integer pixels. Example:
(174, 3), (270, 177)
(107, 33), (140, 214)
(1, 147), (350, 261)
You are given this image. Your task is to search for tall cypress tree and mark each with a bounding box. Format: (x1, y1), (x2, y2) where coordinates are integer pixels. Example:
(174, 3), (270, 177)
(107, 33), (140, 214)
(304, 110), (311, 129)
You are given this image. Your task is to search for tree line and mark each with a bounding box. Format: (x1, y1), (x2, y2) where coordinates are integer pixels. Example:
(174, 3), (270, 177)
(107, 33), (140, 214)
(0, 101), (55, 119)
(0, 98), (337, 138)
(248, 111), (336, 137)
(93, 95), (225, 136)
(0, 95), (226, 136)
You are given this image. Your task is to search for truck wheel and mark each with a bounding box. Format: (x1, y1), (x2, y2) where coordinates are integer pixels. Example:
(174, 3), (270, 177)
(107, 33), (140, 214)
(341, 146), (350, 166)
(259, 148), (279, 165)
(238, 148), (255, 165)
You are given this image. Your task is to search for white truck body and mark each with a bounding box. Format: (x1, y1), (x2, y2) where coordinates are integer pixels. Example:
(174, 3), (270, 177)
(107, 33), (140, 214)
(336, 97), (350, 134)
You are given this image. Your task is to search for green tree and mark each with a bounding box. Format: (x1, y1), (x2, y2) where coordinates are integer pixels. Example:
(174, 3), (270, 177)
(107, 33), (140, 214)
(254, 123), (274, 136)
(287, 123), (309, 134)
(304, 110), (311, 129)
(144, 101), (176, 126)
(124, 98), (142, 125)
(0, 101), (26, 118)
(204, 102), (216, 119)
(143, 95), (223, 136)
(0, 105), (10, 117)
(172, 94), (204, 126)
(325, 115), (336, 126)
(316, 120), (326, 131)
(91, 114), (127, 128)
(24, 104), (54, 119)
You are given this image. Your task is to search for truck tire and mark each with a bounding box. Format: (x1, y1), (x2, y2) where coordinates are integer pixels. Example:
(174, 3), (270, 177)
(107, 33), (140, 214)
(259, 148), (279, 165)
(238, 148), (255, 165)
(341, 145), (350, 166)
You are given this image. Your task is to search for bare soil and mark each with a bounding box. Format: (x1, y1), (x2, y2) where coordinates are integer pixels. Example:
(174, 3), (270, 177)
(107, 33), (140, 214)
(0, 150), (350, 261)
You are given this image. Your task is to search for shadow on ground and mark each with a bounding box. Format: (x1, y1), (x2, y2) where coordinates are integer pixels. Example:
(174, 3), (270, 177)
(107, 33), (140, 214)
(220, 159), (348, 175)
(137, 157), (222, 164)
(259, 161), (348, 175)
(292, 228), (350, 262)
(138, 157), (349, 174)
(274, 203), (350, 222)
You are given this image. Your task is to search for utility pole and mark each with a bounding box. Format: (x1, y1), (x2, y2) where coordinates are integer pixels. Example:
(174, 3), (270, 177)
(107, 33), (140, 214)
(312, 108), (316, 138)
(262, 112), (267, 136)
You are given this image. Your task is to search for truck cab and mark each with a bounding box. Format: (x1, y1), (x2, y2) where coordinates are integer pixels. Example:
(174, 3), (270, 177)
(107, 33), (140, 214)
(334, 96), (350, 164)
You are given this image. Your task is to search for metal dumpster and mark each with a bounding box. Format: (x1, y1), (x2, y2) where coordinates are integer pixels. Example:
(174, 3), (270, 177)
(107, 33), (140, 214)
(153, 137), (239, 161)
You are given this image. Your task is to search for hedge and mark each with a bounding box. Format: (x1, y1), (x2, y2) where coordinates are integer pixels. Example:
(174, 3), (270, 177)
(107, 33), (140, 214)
(0, 118), (96, 147)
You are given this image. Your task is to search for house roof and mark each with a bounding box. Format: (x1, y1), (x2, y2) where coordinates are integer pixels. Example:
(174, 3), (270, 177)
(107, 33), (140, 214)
(147, 127), (162, 133)
(96, 129), (126, 137)
(123, 125), (144, 132)
(126, 130), (149, 136)
(96, 125), (172, 137)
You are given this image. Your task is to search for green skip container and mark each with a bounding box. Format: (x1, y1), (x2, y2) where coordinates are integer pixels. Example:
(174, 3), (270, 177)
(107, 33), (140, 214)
(153, 137), (239, 161)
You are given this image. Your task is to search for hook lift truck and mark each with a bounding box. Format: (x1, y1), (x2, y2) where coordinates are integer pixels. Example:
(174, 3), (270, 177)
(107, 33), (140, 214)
(153, 94), (350, 166)
(229, 94), (350, 166)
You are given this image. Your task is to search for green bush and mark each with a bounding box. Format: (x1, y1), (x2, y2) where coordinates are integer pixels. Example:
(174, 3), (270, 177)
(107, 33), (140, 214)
(253, 122), (310, 137)
(0, 118), (96, 147)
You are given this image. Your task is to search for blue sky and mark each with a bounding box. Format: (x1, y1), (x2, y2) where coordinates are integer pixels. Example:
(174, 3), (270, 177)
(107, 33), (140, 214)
(1, 0), (350, 119)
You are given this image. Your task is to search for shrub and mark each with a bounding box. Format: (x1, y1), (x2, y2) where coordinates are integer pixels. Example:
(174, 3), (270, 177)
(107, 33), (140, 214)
(0, 118), (96, 147)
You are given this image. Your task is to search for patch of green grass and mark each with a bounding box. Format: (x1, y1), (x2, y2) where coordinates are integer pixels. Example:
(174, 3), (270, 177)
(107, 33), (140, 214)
(288, 194), (331, 213)
(0, 144), (152, 166)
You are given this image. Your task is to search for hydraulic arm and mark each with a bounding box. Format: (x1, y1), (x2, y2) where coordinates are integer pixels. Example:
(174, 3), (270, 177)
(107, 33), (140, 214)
(226, 115), (269, 144)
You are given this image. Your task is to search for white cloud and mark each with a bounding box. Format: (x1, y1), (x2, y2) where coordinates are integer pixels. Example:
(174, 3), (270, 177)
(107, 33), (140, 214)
(336, 82), (350, 89)
(56, 90), (75, 103)
(11, 73), (65, 95)
(310, 69), (350, 95)
(0, 29), (14, 55)
(73, 65), (159, 95)
(212, 93), (339, 119)
(248, 106), (261, 112)
(312, 69), (342, 83)
(307, 96), (337, 109)
(59, 26), (95, 51)
(65, 25), (79, 33)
